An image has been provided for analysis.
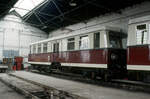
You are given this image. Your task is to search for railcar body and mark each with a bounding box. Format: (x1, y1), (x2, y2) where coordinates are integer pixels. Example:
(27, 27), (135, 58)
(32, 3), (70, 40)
(28, 26), (127, 80)
(127, 15), (150, 82)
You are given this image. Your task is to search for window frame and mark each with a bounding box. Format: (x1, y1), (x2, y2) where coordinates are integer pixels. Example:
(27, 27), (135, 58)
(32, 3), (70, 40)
(29, 45), (31, 54)
(93, 32), (100, 49)
(136, 23), (148, 45)
(108, 31), (124, 48)
(33, 44), (36, 54)
(67, 37), (75, 51)
(43, 42), (48, 53)
(53, 42), (59, 53)
(37, 43), (41, 53)
(79, 35), (89, 50)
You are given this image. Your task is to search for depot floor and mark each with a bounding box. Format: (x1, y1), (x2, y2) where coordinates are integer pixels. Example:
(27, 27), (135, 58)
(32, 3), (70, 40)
(9, 71), (150, 99)
(0, 80), (25, 99)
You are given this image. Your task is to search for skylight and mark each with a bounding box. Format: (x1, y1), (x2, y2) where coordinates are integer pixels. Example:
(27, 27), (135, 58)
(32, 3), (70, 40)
(11, 0), (45, 17)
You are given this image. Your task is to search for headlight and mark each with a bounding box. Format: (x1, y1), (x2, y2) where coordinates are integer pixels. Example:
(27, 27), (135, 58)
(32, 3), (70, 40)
(111, 53), (118, 60)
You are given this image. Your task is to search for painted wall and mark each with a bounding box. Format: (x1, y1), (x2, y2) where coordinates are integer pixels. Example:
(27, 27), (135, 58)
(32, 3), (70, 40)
(0, 12), (48, 60)
(49, 1), (150, 40)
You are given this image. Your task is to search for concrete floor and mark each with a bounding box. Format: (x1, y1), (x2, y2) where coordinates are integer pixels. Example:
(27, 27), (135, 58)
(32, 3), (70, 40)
(10, 71), (150, 99)
(0, 80), (26, 99)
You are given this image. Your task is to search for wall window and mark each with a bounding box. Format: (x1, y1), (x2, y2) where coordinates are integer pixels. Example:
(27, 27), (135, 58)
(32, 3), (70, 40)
(38, 44), (41, 53)
(53, 43), (59, 52)
(136, 24), (147, 45)
(33, 45), (36, 53)
(43, 43), (47, 53)
(67, 38), (75, 50)
(79, 35), (89, 50)
(94, 32), (100, 48)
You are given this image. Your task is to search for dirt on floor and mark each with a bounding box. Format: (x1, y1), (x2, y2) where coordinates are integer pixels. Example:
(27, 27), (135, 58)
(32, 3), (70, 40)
(0, 79), (26, 99)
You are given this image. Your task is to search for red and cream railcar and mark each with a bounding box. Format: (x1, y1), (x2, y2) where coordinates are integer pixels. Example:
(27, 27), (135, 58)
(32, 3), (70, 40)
(127, 15), (150, 81)
(28, 26), (127, 80)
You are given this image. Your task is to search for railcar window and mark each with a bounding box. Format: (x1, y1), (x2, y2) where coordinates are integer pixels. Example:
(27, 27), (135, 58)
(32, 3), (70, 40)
(53, 43), (59, 52)
(56, 43), (59, 52)
(53, 43), (57, 52)
(109, 32), (123, 48)
(136, 24), (147, 44)
(94, 32), (100, 48)
(62, 39), (67, 51)
(43, 43), (47, 53)
(38, 44), (41, 53)
(29, 45), (31, 54)
(33, 45), (36, 53)
(47, 42), (51, 52)
(79, 35), (89, 50)
(67, 38), (75, 50)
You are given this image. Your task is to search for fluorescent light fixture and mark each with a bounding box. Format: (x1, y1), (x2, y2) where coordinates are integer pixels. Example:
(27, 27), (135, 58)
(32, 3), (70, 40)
(69, 0), (77, 6)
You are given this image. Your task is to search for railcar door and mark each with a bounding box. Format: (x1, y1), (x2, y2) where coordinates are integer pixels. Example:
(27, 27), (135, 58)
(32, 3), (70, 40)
(107, 31), (127, 79)
(52, 40), (62, 62)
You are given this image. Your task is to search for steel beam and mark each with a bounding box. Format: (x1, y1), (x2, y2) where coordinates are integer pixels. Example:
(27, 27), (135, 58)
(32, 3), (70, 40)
(44, 0), (97, 24)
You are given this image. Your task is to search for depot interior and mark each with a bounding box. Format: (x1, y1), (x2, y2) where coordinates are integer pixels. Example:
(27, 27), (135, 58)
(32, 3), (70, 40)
(0, 0), (150, 77)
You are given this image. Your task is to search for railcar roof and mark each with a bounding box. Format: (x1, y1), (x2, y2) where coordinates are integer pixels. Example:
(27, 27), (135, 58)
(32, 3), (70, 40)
(30, 26), (123, 45)
(129, 15), (150, 24)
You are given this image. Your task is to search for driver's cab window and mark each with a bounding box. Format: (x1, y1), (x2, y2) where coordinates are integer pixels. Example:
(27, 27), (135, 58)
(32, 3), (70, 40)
(136, 24), (147, 45)
(109, 31), (126, 48)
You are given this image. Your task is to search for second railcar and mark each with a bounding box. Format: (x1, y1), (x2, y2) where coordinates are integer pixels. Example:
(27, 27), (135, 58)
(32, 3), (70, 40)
(127, 15), (150, 82)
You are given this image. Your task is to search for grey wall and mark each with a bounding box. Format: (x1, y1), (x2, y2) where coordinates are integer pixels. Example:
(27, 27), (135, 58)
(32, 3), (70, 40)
(0, 12), (48, 60)
(49, 1), (150, 38)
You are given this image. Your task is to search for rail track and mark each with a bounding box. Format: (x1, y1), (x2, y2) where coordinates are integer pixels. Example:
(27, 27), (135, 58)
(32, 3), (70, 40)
(0, 70), (149, 99)
(30, 70), (150, 93)
(0, 73), (85, 99)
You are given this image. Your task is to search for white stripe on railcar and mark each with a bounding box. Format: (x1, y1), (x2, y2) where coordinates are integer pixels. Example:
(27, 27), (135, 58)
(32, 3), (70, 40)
(28, 62), (51, 65)
(28, 61), (107, 68)
(127, 65), (150, 71)
(61, 63), (107, 68)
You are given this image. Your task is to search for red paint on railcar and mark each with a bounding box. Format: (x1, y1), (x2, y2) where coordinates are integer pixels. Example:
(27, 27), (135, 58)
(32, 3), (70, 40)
(29, 53), (50, 62)
(127, 45), (150, 65)
(28, 49), (108, 64)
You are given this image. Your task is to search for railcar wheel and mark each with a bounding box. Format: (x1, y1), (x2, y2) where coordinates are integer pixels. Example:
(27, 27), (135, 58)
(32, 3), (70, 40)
(91, 72), (96, 80)
(82, 71), (87, 78)
(51, 62), (61, 69)
(48, 67), (52, 74)
(103, 73), (111, 82)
